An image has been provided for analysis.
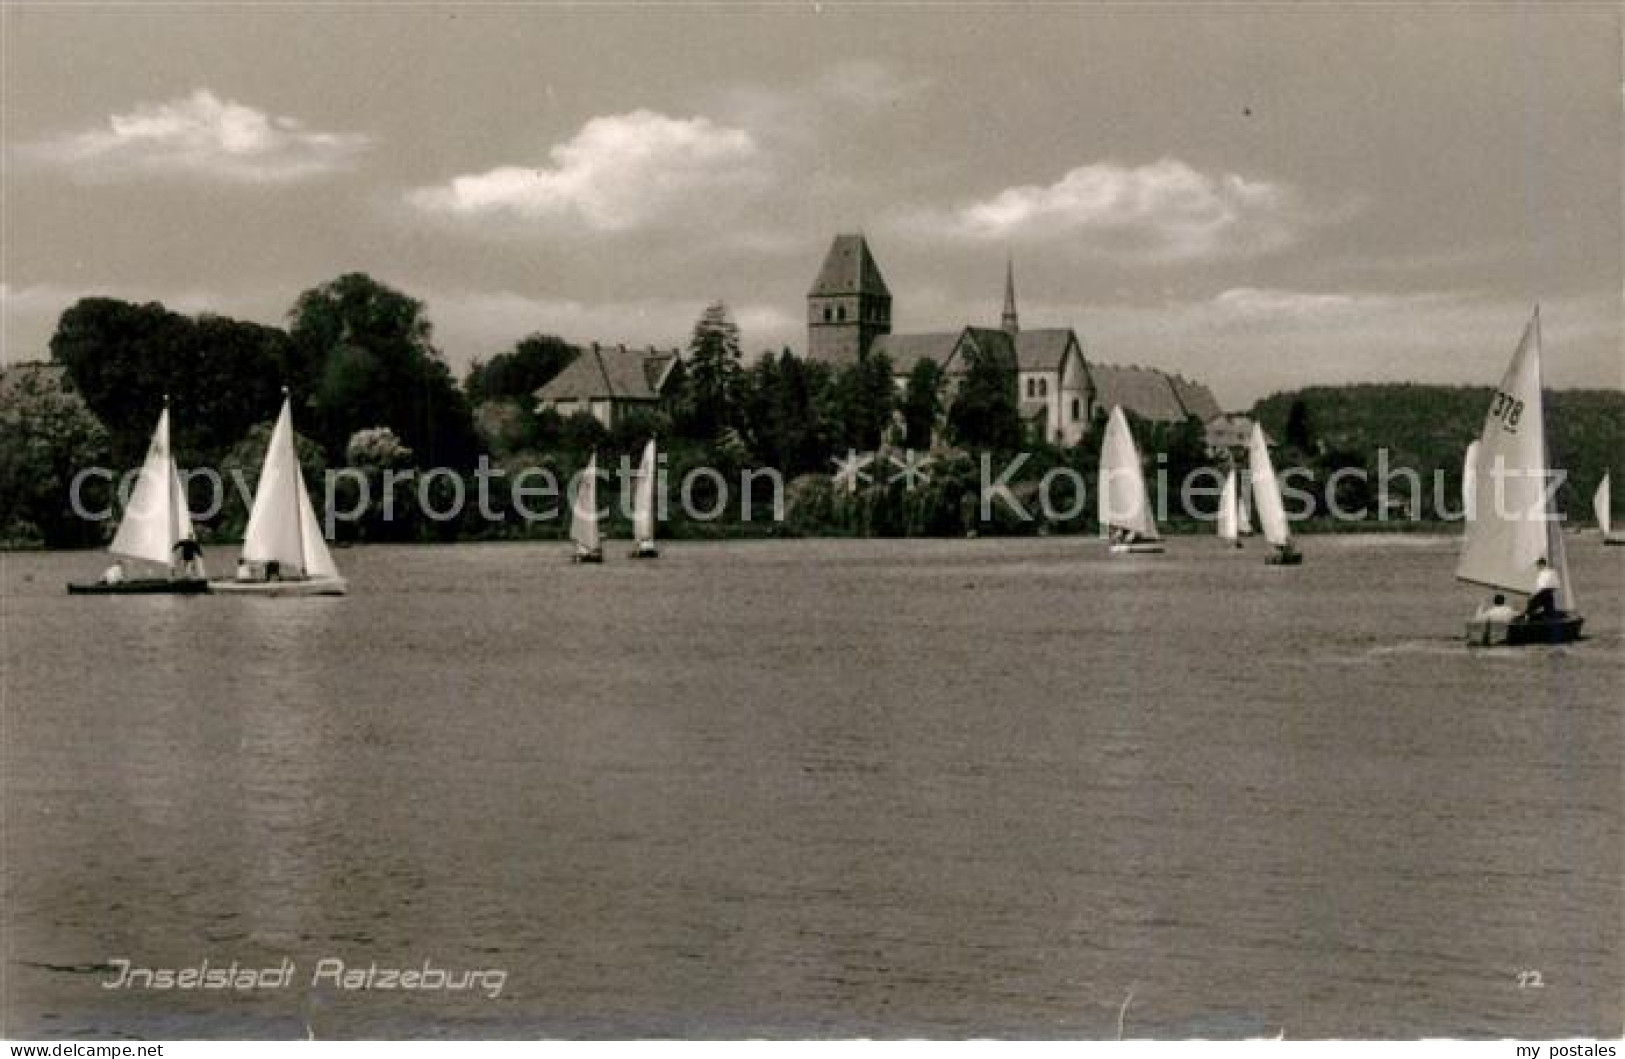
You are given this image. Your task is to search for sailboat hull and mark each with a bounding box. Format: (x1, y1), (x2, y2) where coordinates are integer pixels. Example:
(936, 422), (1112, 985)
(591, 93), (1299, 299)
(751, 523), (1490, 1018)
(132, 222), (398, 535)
(211, 577), (348, 597)
(1265, 549), (1303, 566)
(572, 550), (604, 565)
(1465, 612), (1584, 647)
(1108, 541), (1164, 554)
(1603, 534), (1625, 547)
(627, 547), (660, 559)
(67, 578), (210, 595)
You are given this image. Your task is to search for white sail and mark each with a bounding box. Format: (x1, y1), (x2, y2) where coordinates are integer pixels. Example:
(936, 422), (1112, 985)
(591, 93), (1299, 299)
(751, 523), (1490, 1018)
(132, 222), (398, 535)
(296, 463), (340, 580)
(1455, 310), (1571, 607)
(242, 396), (337, 579)
(1237, 485), (1254, 535)
(1217, 469), (1240, 543)
(1247, 423), (1292, 548)
(1097, 406), (1159, 539)
(572, 453), (602, 552)
(632, 440), (657, 545)
(110, 406), (192, 566)
(171, 460), (195, 546)
(1462, 439), (1481, 522)
(1548, 494), (1577, 612)
(1595, 473), (1612, 537)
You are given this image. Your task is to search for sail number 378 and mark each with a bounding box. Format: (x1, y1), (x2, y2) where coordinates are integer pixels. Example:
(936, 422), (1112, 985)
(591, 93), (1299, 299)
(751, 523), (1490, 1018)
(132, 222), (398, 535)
(1490, 390), (1525, 433)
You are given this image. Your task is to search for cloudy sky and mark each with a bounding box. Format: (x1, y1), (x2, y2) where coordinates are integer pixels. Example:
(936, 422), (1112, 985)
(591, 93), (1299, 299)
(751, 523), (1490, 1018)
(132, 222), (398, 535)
(3, 3), (1620, 406)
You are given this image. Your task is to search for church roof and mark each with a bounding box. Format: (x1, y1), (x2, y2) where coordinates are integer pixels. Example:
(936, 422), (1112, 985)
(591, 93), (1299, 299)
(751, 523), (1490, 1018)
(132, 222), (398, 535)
(1167, 373), (1222, 421)
(808, 234), (891, 299)
(875, 327), (1017, 377)
(1087, 364), (1190, 423)
(872, 332), (962, 376)
(961, 327), (1017, 372)
(1012, 329), (1078, 373)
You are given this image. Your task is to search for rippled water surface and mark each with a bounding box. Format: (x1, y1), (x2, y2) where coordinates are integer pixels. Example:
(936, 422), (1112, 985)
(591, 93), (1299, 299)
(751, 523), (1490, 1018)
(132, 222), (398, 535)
(3, 535), (1620, 1038)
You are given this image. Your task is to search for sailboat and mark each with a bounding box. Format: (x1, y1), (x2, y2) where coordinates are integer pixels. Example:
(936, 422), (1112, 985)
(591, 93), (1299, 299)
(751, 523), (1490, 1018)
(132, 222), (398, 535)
(68, 401), (208, 594)
(1237, 481), (1255, 537)
(628, 440), (659, 559)
(1248, 423), (1301, 565)
(1217, 468), (1243, 549)
(212, 393), (347, 596)
(1457, 308), (1582, 645)
(1098, 405), (1164, 554)
(571, 452), (604, 563)
(1461, 439), (1481, 524)
(1596, 473), (1623, 545)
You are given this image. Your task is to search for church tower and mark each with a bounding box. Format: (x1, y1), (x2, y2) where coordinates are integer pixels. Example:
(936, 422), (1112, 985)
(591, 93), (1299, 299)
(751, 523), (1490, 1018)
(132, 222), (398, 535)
(807, 233), (892, 364)
(1001, 257), (1020, 335)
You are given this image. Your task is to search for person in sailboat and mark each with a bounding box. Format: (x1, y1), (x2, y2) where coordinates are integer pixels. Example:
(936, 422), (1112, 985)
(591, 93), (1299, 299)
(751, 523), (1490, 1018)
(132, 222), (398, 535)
(1475, 594), (1516, 625)
(173, 537), (205, 579)
(99, 559), (127, 585)
(1523, 558), (1560, 620)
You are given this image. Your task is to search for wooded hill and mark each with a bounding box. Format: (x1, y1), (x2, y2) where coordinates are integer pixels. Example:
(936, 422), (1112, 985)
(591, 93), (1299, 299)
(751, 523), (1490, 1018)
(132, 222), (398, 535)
(1251, 384), (1623, 522)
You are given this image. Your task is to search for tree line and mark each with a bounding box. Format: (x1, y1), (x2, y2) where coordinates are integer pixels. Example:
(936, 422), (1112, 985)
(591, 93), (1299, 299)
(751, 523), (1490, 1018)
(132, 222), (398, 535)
(3, 271), (1618, 546)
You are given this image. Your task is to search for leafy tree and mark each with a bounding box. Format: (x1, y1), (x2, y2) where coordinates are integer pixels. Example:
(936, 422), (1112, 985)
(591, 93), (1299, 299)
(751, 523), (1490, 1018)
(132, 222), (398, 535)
(737, 350), (782, 462)
(288, 273), (478, 468)
(738, 349), (830, 473)
(466, 334), (578, 405)
(472, 400), (535, 459)
(902, 358), (945, 450)
(608, 406), (671, 455)
(824, 352), (895, 451)
(1284, 398), (1314, 453)
(50, 298), (292, 466)
(558, 411), (608, 453)
(674, 301), (743, 440)
(774, 351), (830, 473)
(0, 367), (110, 546)
(1146, 415), (1210, 519)
(948, 343), (1021, 451)
(345, 426), (413, 469)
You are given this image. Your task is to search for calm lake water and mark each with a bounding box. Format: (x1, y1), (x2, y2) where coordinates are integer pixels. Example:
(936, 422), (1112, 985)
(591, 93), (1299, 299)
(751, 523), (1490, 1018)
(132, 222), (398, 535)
(2, 535), (1620, 1039)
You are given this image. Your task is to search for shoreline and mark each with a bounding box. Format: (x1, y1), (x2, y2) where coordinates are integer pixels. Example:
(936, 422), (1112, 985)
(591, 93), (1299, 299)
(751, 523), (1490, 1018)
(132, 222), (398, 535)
(2, 520), (1529, 554)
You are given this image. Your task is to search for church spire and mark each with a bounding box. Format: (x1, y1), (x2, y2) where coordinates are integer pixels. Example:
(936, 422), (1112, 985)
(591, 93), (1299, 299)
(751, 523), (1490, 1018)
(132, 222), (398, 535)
(1001, 256), (1019, 335)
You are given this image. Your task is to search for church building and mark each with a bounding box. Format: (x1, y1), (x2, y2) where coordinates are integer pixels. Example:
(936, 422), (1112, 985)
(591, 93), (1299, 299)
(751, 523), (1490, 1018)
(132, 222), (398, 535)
(804, 233), (1219, 447)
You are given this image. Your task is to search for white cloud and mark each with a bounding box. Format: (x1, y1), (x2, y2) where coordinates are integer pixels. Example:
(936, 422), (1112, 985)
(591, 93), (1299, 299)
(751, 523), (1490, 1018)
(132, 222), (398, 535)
(1210, 287), (1379, 318)
(21, 89), (371, 184)
(407, 110), (764, 232)
(901, 159), (1307, 262)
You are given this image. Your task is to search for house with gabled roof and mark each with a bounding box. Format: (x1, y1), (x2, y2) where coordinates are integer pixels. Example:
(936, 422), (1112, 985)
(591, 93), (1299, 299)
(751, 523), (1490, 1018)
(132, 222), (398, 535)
(533, 342), (683, 430)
